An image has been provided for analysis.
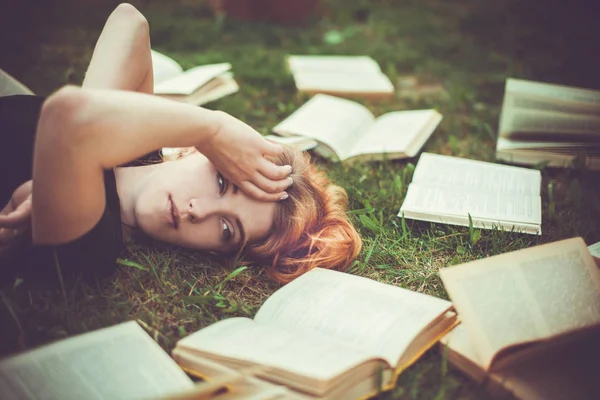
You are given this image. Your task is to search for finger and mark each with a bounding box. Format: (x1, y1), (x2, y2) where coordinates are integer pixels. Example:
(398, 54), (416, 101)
(239, 181), (289, 202)
(251, 169), (293, 194)
(0, 200), (32, 228)
(258, 157), (293, 181)
(260, 139), (285, 158)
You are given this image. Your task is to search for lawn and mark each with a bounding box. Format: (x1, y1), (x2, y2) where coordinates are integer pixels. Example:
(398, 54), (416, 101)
(1, 0), (599, 398)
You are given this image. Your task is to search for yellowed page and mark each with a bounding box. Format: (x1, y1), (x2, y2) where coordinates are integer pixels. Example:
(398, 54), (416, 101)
(440, 237), (600, 370)
(254, 268), (452, 367)
(176, 317), (378, 383)
(0, 321), (194, 400)
(347, 110), (441, 159)
(272, 94), (374, 160)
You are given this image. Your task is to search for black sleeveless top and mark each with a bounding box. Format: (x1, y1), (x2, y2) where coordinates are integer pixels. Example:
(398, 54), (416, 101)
(0, 95), (124, 285)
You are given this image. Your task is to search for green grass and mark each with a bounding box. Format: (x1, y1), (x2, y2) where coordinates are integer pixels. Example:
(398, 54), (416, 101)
(1, 0), (599, 398)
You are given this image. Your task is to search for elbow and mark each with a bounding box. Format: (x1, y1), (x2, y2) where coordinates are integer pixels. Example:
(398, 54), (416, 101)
(38, 85), (93, 148)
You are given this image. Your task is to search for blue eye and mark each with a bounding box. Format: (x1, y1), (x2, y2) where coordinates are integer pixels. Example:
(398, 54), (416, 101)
(217, 172), (228, 195)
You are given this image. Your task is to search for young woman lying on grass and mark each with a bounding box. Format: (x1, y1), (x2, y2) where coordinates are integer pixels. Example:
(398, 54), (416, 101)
(0, 3), (361, 286)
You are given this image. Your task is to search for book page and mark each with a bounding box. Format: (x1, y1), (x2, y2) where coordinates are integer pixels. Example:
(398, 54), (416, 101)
(440, 237), (600, 370)
(287, 55), (394, 95)
(287, 55), (384, 75)
(399, 184), (542, 226)
(496, 137), (592, 150)
(0, 321), (193, 400)
(292, 71), (394, 96)
(347, 110), (441, 159)
(411, 153), (541, 196)
(499, 109), (600, 139)
(254, 268), (452, 366)
(440, 324), (485, 379)
(495, 147), (600, 170)
(503, 93), (600, 116)
(175, 317), (379, 383)
(168, 353), (308, 400)
(505, 78), (600, 107)
(154, 63), (232, 95)
(272, 94), (375, 160)
(217, 377), (309, 400)
(151, 50), (184, 84)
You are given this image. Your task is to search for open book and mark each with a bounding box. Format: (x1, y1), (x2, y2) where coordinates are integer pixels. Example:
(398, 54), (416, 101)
(272, 94), (442, 162)
(172, 268), (457, 399)
(151, 50), (239, 106)
(286, 55), (395, 98)
(496, 78), (600, 170)
(398, 153), (542, 234)
(439, 237), (600, 400)
(0, 321), (195, 400)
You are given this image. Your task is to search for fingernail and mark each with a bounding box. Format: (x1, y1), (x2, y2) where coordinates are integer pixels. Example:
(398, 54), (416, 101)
(280, 193), (289, 200)
(286, 165), (293, 174)
(288, 177), (294, 187)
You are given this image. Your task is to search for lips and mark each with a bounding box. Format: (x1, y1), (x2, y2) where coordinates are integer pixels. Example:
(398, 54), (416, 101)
(168, 196), (179, 229)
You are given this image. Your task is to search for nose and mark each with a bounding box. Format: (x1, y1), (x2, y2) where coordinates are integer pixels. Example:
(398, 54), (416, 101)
(185, 198), (220, 223)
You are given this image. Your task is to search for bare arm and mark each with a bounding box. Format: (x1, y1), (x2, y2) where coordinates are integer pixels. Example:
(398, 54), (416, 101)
(33, 87), (289, 244)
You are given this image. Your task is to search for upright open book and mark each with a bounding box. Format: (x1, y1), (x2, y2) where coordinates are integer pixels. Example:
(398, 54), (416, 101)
(439, 237), (600, 400)
(496, 78), (600, 170)
(272, 94), (442, 162)
(151, 50), (239, 106)
(173, 268), (456, 399)
(398, 153), (542, 234)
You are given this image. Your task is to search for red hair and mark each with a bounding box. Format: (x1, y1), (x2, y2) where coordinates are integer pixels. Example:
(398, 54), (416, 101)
(244, 147), (362, 284)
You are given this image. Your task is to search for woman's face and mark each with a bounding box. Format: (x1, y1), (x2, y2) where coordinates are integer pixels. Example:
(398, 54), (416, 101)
(131, 152), (276, 252)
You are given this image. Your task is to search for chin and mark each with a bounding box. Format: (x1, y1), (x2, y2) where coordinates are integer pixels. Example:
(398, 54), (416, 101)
(134, 211), (162, 241)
